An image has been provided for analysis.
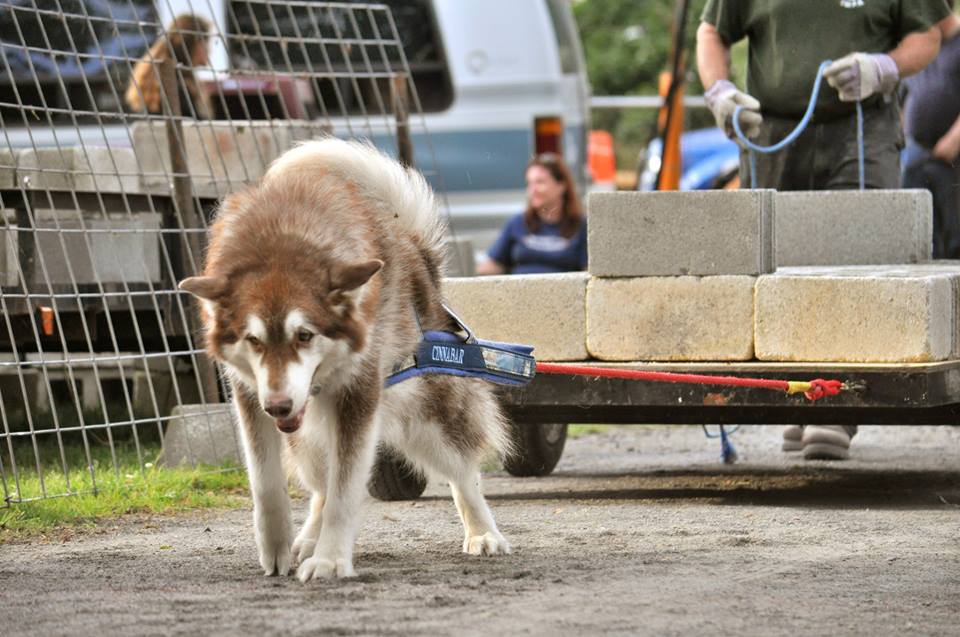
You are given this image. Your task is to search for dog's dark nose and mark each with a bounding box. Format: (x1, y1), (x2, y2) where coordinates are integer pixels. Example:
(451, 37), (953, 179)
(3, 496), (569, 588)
(264, 395), (293, 419)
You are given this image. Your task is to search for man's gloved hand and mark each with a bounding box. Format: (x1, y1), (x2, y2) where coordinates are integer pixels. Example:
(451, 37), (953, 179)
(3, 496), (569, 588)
(705, 79), (763, 141)
(823, 53), (900, 102)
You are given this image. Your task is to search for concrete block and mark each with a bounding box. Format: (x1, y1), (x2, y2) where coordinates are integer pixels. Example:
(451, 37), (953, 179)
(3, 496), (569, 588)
(588, 190), (775, 276)
(445, 238), (476, 277)
(29, 213), (163, 285)
(442, 273), (588, 361)
(755, 264), (960, 363)
(775, 190), (932, 267)
(586, 276), (755, 361)
(0, 147), (15, 188)
(132, 120), (329, 197)
(0, 226), (17, 286)
(16, 147), (140, 192)
(161, 403), (241, 467)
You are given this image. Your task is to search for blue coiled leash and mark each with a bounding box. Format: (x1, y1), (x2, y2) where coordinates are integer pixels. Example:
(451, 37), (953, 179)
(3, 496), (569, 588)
(732, 60), (865, 191)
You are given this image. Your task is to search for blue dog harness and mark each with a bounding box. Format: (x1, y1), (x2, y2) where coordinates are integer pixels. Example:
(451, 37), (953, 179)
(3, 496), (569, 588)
(385, 304), (536, 388)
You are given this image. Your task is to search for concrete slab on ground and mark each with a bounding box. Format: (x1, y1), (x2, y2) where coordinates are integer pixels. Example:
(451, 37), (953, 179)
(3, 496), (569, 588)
(160, 403), (240, 467)
(775, 189), (932, 267)
(587, 190), (775, 276)
(443, 273), (588, 361)
(587, 276), (755, 361)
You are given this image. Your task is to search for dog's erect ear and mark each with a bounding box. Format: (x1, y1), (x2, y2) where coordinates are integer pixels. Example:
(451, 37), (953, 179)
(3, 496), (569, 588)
(179, 276), (228, 301)
(330, 259), (383, 293)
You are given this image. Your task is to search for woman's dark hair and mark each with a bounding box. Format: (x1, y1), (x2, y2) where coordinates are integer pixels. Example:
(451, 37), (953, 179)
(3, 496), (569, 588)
(523, 153), (584, 239)
(125, 13), (212, 117)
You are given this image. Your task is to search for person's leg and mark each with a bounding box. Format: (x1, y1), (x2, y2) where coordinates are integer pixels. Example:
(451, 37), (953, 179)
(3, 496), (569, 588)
(823, 103), (901, 190)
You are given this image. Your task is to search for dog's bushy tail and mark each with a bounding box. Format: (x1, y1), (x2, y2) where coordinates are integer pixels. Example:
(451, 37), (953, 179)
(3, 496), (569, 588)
(265, 137), (447, 278)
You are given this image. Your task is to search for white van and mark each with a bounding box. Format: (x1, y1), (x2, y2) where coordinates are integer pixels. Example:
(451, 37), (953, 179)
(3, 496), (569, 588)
(3, 0), (591, 250)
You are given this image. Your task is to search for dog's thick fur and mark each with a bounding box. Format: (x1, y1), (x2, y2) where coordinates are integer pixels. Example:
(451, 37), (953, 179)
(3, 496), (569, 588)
(180, 139), (512, 580)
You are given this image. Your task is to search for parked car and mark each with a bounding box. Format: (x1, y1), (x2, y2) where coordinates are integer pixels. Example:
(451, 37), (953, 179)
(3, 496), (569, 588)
(637, 127), (740, 191)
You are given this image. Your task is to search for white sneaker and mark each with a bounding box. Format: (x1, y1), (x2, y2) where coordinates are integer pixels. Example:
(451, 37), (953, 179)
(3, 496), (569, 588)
(782, 425), (804, 452)
(802, 425), (851, 460)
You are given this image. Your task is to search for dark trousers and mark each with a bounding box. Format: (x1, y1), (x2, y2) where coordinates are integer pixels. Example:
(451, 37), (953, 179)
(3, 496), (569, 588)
(739, 102), (902, 191)
(902, 140), (960, 259)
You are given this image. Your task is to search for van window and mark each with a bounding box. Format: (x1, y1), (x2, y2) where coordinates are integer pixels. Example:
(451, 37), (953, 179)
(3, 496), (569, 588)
(227, 0), (453, 115)
(0, 0), (159, 123)
(545, 0), (583, 75)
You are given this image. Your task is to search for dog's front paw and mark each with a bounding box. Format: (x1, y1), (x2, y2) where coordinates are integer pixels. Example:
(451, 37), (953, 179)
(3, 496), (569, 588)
(463, 532), (512, 556)
(258, 539), (292, 576)
(297, 554), (356, 581)
(291, 533), (317, 564)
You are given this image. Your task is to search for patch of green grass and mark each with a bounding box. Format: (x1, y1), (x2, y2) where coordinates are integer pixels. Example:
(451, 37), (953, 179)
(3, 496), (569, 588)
(567, 424), (615, 438)
(0, 441), (249, 540)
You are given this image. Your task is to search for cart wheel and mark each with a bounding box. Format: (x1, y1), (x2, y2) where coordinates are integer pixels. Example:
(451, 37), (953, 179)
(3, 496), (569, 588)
(503, 422), (568, 477)
(367, 446), (427, 501)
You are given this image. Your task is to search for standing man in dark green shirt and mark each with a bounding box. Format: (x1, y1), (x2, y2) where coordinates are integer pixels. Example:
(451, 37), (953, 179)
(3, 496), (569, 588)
(697, 0), (947, 191)
(696, 1), (949, 461)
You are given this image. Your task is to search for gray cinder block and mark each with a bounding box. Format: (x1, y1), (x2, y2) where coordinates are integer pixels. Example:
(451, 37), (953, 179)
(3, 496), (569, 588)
(586, 276), (755, 361)
(588, 190), (775, 276)
(161, 403), (241, 467)
(755, 264), (960, 363)
(775, 190), (932, 267)
(16, 147), (140, 192)
(0, 147), (15, 188)
(442, 273), (588, 361)
(131, 120), (329, 197)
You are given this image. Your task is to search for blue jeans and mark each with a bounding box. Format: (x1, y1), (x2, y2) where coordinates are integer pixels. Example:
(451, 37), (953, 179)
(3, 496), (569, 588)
(902, 140), (960, 259)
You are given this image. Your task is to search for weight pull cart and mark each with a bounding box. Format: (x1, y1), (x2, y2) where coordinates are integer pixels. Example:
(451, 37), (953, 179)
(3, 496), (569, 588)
(368, 359), (960, 501)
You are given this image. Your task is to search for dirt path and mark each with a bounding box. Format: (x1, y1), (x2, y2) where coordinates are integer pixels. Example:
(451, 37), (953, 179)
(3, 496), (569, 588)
(2, 425), (959, 636)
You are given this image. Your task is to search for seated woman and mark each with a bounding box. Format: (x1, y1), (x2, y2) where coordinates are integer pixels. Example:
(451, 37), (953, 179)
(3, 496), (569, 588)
(124, 13), (213, 118)
(477, 153), (587, 275)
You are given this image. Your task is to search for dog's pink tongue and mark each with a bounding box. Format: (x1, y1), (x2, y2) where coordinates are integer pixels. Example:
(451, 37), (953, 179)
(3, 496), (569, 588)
(276, 407), (306, 434)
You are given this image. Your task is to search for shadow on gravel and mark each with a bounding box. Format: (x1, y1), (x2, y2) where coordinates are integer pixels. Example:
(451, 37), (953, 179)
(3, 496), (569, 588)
(473, 469), (960, 510)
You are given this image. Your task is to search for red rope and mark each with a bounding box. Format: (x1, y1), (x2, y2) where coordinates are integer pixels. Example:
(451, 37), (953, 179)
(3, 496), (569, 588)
(534, 362), (844, 402)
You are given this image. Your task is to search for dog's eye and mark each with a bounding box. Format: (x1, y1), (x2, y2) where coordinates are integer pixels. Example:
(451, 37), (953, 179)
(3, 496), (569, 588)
(245, 335), (261, 348)
(297, 330), (314, 344)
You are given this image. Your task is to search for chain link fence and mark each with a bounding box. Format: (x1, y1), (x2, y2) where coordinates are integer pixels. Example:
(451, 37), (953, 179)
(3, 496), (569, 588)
(0, 0), (446, 506)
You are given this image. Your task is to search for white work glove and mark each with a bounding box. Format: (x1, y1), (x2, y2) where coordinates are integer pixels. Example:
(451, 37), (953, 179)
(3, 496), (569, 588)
(705, 79), (763, 140)
(823, 52), (900, 102)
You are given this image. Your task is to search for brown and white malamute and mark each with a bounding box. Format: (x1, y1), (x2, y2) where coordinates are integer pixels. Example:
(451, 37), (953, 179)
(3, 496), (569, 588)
(180, 139), (511, 581)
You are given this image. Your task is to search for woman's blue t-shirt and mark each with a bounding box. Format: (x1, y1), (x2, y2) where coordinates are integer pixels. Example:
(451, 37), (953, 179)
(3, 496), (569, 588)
(486, 214), (588, 274)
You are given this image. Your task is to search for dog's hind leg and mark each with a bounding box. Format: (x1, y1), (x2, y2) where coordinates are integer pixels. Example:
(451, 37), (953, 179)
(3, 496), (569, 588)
(235, 390), (293, 576)
(297, 389), (380, 581)
(450, 471), (512, 556)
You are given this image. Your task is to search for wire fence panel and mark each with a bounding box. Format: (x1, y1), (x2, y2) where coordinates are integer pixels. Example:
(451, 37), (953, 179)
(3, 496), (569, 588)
(0, 0), (443, 506)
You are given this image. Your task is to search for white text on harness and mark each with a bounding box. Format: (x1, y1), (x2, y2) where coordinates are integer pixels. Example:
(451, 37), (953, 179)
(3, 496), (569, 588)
(431, 345), (465, 365)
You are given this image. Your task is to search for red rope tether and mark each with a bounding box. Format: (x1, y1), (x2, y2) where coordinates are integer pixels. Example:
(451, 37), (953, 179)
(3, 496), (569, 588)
(534, 363), (844, 402)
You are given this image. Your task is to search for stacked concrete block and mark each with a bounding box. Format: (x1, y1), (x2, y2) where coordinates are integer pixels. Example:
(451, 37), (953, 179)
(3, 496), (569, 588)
(132, 120), (329, 197)
(588, 190), (775, 276)
(16, 146), (139, 192)
(587, 276), (756, 361)
(755, 264), (960, 363)
(442, 273), (588, 361)
(161, 403), (241, 467)
(775, 190), (932, 267)
(0, 227), (19, 287)
(0, 147), (15, 188)
(26, 212), (163, 285)
(584, 191), (774, 361)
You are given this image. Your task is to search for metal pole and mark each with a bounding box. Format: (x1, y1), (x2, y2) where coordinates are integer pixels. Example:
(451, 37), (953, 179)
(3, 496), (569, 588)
(158, 58), (219, 405)
(391, 73), (413, 168)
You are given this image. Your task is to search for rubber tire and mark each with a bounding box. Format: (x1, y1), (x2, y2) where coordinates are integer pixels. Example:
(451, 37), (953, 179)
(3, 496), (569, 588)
(367, 446), (428, 501)
(503, 422), (568, 477)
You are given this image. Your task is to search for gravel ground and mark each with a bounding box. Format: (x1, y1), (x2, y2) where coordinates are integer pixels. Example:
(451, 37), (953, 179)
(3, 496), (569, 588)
(1, 424), (958, 636)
